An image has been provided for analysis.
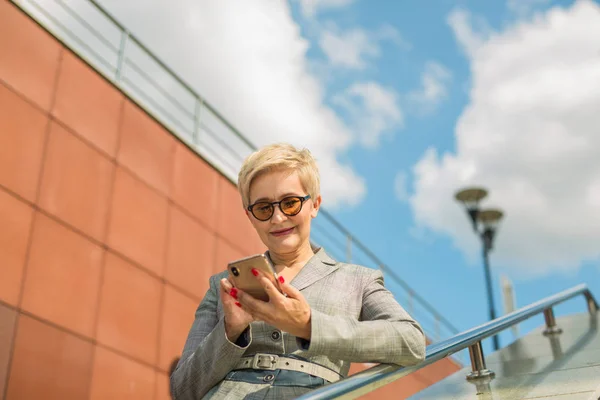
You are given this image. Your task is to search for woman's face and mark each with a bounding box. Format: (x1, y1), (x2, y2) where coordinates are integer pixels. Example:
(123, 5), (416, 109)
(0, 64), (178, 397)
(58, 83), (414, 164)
(247, 169), (320, 254)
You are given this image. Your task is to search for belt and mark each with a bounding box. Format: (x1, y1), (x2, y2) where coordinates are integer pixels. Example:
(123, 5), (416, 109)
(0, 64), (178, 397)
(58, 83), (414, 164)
(234, 353), (342, 383)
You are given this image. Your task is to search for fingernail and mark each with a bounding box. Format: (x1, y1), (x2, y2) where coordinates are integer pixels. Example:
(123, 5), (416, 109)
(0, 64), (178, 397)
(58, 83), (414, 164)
(251, 268), (259, 277)
(230, 288), (238, 299)
(278, 276), (285, 284)
(235, 302), (242, 308)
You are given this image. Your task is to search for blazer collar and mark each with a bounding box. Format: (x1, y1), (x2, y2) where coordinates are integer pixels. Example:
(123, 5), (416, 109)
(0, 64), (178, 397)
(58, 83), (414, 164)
(289, 245), (339, 291)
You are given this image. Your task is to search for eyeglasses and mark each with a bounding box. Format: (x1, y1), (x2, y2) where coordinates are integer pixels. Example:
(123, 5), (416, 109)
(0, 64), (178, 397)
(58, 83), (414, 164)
(247, 195), (311, 221)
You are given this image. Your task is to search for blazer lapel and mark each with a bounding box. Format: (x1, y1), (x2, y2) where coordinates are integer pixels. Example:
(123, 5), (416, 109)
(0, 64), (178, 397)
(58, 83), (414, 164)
(290, 247), (339, 291)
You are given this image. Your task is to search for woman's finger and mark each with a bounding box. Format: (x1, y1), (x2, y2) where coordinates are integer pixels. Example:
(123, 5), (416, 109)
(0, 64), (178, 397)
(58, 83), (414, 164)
(220, 278), (233, 293)
(237, 289), (268, 316)
(258, 276), (286, 302)
(220, 279), (242, 306)
(248, 268), (284, 301)
(278, 279), (303, 300)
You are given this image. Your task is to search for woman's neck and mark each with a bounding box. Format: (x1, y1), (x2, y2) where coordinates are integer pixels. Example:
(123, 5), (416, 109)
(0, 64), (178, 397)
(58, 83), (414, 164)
(269, 242), (315, 271)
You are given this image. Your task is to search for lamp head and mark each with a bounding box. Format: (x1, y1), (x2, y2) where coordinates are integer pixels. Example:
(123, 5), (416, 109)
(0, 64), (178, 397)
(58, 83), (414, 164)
(455, 187), (488, 230)
(478, 209), (504, 230)
(478, 208), (504, 251)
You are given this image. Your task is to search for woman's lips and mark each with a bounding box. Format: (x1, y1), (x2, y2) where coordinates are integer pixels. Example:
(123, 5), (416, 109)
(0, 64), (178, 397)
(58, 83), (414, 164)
(270, 227), (294, 237)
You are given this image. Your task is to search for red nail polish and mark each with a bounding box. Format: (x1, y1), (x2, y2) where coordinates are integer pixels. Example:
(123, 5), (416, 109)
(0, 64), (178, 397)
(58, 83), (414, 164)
(278, 276), (285, 284)
(251, 268), (259, 277)
(235, 302), (242, 308)
(230, 288), (238, 299)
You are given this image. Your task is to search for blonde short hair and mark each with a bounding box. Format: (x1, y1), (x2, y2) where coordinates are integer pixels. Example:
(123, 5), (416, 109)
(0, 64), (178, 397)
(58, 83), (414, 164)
(238, 143), (320, 207)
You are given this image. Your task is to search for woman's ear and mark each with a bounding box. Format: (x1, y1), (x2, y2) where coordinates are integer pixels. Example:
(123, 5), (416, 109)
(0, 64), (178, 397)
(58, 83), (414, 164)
(246, 209), (255, 224)
(310, 194), (322, 218)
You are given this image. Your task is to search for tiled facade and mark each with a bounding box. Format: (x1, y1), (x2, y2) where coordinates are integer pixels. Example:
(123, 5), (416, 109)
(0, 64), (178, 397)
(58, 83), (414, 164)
(0, 2), (460, 399)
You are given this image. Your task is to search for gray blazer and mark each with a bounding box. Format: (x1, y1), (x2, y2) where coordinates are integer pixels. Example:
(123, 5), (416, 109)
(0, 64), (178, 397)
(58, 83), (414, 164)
(171, 247), (426, 399)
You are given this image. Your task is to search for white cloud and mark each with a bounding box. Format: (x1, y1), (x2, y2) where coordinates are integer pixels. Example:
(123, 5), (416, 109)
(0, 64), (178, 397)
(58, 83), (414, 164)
(319, 26), (377, 70)
(298, 0), (355, 18)
(410, 0), (600, 277)
(507, 0), (552, 18)
(447, 8), (492, 57)
(375, 24), (412, 50)
(394, 171), (409, 202)
(408, 61), (452, 114)
(333, 82), (403, 148)
(318, 23), (409, 70)
(25, 0), (368, 208)
(408, 225), (434, 244)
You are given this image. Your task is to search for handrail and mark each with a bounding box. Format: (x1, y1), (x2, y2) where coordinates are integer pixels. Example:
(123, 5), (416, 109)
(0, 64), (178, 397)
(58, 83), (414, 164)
(297, 284), (599, 400)
(10, 0), (461, 351)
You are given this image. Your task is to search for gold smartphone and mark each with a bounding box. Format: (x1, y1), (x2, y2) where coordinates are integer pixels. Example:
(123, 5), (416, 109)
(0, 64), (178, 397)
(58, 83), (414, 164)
(227, 254), (282, 301)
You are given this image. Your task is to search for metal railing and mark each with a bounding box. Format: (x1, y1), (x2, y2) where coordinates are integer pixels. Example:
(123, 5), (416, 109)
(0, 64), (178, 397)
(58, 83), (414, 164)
(296, 284), (599, 399)
(11, 0), (464, 358)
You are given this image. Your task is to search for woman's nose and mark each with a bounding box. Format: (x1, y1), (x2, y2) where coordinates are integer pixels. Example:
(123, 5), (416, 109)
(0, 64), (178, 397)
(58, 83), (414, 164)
(270, 206), (287, 223)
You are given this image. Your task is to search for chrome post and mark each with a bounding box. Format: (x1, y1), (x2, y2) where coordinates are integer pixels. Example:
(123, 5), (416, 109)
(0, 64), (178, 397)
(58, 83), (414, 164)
(548, 334), (563, 360)
(470, 378), (494, 399)
(542, 308), (563, 336)
(466, 341), (495, 381)
(585, 292), (598, 314)
(115, 30), (129, 82)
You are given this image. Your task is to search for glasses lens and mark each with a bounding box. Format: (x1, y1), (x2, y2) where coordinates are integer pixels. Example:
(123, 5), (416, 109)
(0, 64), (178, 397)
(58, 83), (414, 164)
(252, 203), (273, 220)
(280, 197), (302, 216)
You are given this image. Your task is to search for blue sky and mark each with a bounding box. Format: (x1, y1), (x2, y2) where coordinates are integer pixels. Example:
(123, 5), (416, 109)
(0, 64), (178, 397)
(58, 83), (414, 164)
(286, 0), (600, 354)
(29, 0), (600, 358)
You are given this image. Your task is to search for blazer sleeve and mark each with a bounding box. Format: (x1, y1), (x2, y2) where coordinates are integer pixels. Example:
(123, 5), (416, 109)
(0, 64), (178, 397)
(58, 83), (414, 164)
(170, 274), (252, 399)
(299, 269), (426, 366)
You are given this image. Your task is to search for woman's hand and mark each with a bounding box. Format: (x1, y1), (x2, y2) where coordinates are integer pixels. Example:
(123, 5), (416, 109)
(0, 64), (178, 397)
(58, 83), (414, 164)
(220, 278), (254, 342)
(236, 270), (312, 340)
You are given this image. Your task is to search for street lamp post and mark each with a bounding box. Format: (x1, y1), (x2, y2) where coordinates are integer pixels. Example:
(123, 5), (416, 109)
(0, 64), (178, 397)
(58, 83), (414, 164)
(455, 187), (505, 351)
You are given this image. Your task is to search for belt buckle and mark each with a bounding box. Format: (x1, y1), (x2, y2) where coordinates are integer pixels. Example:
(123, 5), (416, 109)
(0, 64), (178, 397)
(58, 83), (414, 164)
(252, 353), (279, 370)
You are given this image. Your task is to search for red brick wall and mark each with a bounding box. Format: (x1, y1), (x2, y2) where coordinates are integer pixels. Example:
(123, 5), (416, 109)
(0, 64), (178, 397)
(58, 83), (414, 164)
(0, 1), (460, 399)
(348, 355), (462, 399)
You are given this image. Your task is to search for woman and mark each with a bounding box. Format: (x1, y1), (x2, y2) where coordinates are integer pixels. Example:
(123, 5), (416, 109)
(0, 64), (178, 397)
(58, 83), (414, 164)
(170, 143), (426, 399)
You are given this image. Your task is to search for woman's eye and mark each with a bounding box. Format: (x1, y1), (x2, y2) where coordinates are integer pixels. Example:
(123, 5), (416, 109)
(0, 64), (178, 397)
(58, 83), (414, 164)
(283, 199), (299, 208)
